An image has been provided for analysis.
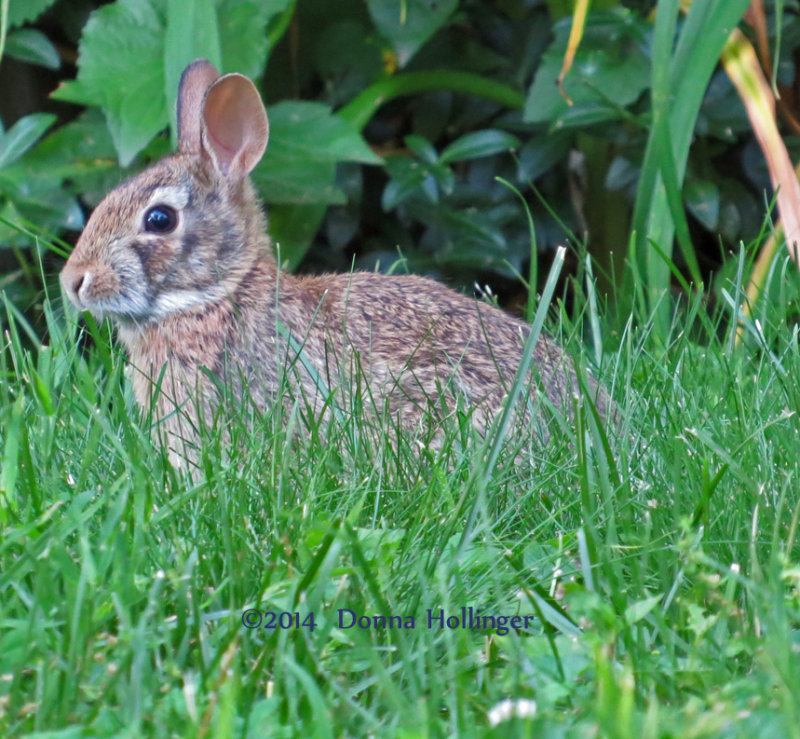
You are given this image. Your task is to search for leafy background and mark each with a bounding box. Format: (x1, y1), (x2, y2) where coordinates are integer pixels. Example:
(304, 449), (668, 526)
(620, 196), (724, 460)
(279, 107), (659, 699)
(3, 0), (796, 340)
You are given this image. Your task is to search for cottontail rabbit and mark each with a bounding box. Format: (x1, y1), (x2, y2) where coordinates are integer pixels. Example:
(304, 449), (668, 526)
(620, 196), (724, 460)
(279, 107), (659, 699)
(61, 59), (612, 464)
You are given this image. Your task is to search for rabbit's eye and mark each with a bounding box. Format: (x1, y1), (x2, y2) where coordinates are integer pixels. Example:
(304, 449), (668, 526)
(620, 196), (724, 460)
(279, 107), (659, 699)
(144, 205), (178, 234)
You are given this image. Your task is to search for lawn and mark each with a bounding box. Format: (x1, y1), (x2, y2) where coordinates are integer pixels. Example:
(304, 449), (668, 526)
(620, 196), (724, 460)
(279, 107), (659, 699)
(2, 253), (800, 737)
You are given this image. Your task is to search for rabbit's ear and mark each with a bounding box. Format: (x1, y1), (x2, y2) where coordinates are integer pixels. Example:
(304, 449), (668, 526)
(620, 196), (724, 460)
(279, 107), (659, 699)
(177, 59), (220, 155)
(201, 73), (269, 177)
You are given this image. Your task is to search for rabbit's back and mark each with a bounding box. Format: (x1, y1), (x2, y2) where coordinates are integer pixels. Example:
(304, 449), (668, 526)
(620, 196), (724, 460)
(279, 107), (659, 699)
(273, 271), (597, 430)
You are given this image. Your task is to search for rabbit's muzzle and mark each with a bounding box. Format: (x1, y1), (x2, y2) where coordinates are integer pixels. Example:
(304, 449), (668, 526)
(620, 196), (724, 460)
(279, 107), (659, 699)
(61, 259), (120, 313)
(60, 249), (155, 321)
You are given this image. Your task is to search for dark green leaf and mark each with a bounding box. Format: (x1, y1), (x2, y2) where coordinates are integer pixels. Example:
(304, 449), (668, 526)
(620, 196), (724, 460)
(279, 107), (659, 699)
(716, 178), (760, 244)
(416, 205), (509, 268)
(696, 70), (750, 141)
(556, 102), (629, 128)
(0, 114), (57, 169)
(431, 208), (507, 254)
(524, 10), (650, 125)
(164, 0), (222, 140)
(219, 0), (292, 77)
(11, 192), (85, 233)
(7, 0), (58, 27)
(684, 179), (720, 231)
(366, 0), (458, 67)
(60, 0), (167, 166)
(382, 156), (432, 210)
(255, 157), (342, 205)
(56, 0), (283, 165)
(4, 110), (118, 206)
(405, 135), (438, 164)
(268, 102), (382, 165)
(254, 103), (379, 205)
(605, 156), (639, 190)
(429, 162), (453, 195)
(268, 203), (327, 270)
(517, 132), (571, 182)
(419, 174), (440, 203)
(312, 19), (385, 107)
(50, 79), (96, 107)
(440, 129), (520, 164)
(4, 29), (61, 69)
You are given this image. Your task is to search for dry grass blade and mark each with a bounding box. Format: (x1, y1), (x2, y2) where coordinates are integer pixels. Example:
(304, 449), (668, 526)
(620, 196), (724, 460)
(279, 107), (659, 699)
(722, 27), (800, 343)
(723, 28), (800, 266)
(556, 0), (590, 105)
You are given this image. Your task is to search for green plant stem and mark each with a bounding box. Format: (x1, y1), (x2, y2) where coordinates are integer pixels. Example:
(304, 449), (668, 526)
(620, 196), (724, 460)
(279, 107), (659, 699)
(578, 133), (630, 298)
(266, 0), (296, 51)
(628, 0), (751, 338)
(0, 0), (8, 63)
(338, 70), (525, 132)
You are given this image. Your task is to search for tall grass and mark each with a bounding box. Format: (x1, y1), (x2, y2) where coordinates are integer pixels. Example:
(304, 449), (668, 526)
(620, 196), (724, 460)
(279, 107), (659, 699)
(629, 0), (752, 337)
(1, 240), (800, 736)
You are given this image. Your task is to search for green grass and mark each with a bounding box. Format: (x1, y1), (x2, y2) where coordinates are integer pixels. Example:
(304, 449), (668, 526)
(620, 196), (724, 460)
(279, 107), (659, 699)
(2, 252), (800, 738)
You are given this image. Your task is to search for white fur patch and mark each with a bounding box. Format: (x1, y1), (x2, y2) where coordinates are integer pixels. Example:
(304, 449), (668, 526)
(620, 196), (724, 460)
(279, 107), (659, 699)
(150, 286), (228, 318)
(146, 185), (190, 210)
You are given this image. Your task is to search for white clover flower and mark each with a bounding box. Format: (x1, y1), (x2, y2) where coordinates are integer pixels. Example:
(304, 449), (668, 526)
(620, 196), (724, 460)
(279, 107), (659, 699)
(487, 698), (537, 726)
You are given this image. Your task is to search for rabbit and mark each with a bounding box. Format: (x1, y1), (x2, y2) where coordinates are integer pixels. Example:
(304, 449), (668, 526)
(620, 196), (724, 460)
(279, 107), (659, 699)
(60, 59), (613, 467)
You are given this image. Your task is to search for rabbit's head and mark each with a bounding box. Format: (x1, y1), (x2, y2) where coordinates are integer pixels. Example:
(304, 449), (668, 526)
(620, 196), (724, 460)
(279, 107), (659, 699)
(61, 60), (270, 325)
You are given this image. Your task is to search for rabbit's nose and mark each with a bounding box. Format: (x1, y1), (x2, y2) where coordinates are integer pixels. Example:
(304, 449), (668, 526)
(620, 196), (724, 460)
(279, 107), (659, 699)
(69, 272), (85, 296)
(61, 265), (93, 309)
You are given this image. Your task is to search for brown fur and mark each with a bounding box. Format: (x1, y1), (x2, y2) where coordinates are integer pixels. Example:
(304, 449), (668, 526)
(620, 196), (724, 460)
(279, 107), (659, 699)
(61, 59), (612, 466)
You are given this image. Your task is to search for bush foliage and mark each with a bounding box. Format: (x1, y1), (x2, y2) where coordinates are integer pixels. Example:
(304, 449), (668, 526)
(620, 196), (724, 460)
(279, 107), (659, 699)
(1, 0), (797, 332)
